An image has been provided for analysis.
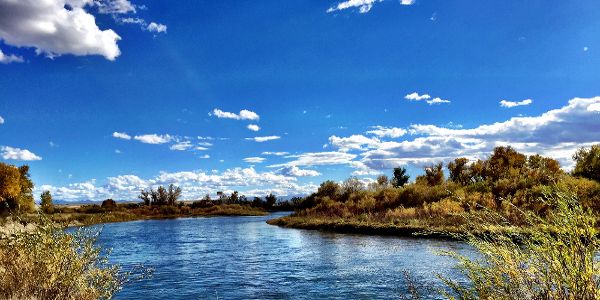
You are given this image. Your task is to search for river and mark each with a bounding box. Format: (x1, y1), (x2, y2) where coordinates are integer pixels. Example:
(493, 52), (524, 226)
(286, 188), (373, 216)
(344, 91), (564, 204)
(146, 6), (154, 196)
(95, 212), (470, 299)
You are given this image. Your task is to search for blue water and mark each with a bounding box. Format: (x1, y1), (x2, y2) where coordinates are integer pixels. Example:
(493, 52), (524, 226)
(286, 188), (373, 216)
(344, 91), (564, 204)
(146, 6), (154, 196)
(95, 213), (471, 299)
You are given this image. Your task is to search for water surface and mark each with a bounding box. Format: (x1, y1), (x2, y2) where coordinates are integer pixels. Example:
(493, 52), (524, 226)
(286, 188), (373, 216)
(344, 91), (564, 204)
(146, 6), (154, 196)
(96, 213), (470, 299)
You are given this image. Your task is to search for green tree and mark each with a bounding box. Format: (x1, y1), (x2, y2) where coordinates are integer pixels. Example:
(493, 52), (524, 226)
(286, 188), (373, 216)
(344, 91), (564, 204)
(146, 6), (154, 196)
(392, 167), (410, 188)
(40, 191), (53, 214)
(573, 144), (600, 183)
(167, 184), (182, 206)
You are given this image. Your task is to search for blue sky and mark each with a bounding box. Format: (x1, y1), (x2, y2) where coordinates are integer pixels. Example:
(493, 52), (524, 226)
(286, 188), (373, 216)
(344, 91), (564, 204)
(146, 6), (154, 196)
(1, 0), (600, 201)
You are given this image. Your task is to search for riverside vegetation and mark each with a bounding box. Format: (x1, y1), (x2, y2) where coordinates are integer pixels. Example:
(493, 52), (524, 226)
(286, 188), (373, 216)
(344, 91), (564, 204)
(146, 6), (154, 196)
(1, 145), (600, 299)
(268, 145), (600, 237)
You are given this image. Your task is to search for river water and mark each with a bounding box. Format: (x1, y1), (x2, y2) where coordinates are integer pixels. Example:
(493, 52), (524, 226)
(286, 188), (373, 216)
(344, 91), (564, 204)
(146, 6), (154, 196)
(95, 212), (471, 299)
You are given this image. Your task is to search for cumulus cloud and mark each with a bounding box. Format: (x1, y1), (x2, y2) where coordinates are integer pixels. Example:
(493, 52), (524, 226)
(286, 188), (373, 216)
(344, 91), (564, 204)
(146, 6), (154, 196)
(245, 136), (281, 142)
(0, 49), (23, 64)
(243, 157), (266, 163)
(327, 0), (382, 13)
(112, 131), (131, 140)
(146, 22), (167, 33)
(247, 124), (260, 132)
(210, 108), (259, 121)
(94, 0), (136, 14)
(38, 167), (319, 201)
(405, 92), (431, 101)
(0, 115), (4, 124)
(277, 166), (321, 177)
(366, 126), (407, 138)
(134, 134), (172, 144)
(0, 0), (121, 60)
(500, 99), (533, 108)
(329, 135), (381, 151)
(359, 96), (600, 170)
(1, 146), (42, 161)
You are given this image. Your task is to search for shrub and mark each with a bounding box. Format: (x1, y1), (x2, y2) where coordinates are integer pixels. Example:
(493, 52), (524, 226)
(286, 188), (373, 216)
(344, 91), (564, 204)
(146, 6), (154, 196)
(0, 219), (122, 299)
(439, 190), (600, 299)
(101, 199), (117, 209)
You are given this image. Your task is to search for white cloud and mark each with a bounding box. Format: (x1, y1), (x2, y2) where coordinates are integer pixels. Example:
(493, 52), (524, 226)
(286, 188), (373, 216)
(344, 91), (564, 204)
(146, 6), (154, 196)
(94, 0), (136, 14)
(359, 96), (600, 170)
(277, 166), (321, 177)
(366, 126), (407, 138)
(210, 108), (260, 121)
(400, 0), (415, 5)
(426, 97), (451, 105)
(112, 131), (131, 140)
(588, 103), (600, 112)
(247, 124), (260, 132)
(170, 141), (193, 151)
(500, 99), (533, 108)
(270, 151), (357, 168)
(584, 47), (589, 52)
(195, 146), (209, 151)
(262, 151), (289, 156)
(245, 136), (281, 142)
(0, 49), (24, 64)
(146, 22), (167, 33)
(114, 149), (121, 154)
(199, 154), (210, 159)
(134, 134), (172, 144)
(405, 92), (431, 101)
(329, 135), (381, 151)
(1, 146), (42, 161)
(0, 116), (4, 124)
(327, 0), (382, 13)
(0, 0), (121, 60)
(243, 157), (266, 163)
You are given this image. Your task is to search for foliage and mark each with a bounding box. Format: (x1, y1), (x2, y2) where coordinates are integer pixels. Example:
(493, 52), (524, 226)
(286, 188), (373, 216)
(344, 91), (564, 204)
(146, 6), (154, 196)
(416, 163), (445, 186)
(138, 184), (182, 206)
(0, 217), (124, 299)
(392, 167), (410, 188)
(41, 190), (54, 214)
(439, 190), (600, 300)
(573, 144), (600, 183)
(0, 162), (35, 213)
(101, 199), (117, 209)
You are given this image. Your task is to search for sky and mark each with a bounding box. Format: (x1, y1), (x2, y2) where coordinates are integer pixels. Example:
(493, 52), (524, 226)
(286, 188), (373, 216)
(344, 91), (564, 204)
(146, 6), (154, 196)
(1, 0), (600, 202)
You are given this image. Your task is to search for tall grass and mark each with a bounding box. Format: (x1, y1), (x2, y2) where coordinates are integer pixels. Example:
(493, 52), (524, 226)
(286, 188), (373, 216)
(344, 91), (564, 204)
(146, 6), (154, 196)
(439, 190), (600, 299)
(0, 216), (126, 299)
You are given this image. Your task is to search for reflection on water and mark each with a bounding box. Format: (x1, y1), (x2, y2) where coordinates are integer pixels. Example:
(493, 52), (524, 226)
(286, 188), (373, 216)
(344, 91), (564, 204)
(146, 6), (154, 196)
(95, 212), (471, 299)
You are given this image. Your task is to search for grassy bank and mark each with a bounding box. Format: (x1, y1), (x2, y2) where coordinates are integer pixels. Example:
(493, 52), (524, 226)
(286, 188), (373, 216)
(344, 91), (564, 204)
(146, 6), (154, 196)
(5, 203), (268, 228)
(267, 146), (600, 239)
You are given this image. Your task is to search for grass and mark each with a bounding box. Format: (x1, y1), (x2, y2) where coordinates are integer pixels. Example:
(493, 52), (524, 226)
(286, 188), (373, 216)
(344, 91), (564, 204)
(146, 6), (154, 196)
(8, 203), (268, 227)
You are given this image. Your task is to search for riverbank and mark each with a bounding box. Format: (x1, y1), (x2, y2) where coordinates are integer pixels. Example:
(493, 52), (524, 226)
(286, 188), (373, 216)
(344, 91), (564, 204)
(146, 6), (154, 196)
(266, 215), (464, 238)
(2, 204), (268, 228)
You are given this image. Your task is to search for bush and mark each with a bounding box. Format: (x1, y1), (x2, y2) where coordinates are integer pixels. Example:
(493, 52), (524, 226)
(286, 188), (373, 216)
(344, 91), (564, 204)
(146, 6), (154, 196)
(101, 199), (117, 209)
(0, 219), (122, 299)
(439, 190), (600, 299)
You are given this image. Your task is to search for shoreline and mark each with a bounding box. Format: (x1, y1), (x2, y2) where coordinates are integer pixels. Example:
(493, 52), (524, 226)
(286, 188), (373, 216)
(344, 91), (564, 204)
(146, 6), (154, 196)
(266, 215), (462, 240)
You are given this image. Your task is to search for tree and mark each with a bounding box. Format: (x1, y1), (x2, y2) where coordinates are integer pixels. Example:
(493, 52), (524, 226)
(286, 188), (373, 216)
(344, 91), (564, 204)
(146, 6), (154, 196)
(376, 175), (389, 188)
(484, 146), (526, 181)
(139, 190), (151, 206)
(0, 163), (35, 213)
(316, 180), (340, 199)
(447, 157), (471, 185)
(392, 167), (410, 188)
(342, 177), (364, 195)
(265, 193), (277, 208)
(0, 163), (21, 210)
(101, 199), (117, 209)
(418, 163), (444, 186)
(573, 144), (600, 183)
(40, 191), (53, 214)
(167, 184), (182, 206)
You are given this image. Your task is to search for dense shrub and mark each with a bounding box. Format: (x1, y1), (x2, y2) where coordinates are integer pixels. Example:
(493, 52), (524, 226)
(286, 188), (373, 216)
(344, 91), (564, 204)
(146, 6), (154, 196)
(0, 219), (122, 299)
